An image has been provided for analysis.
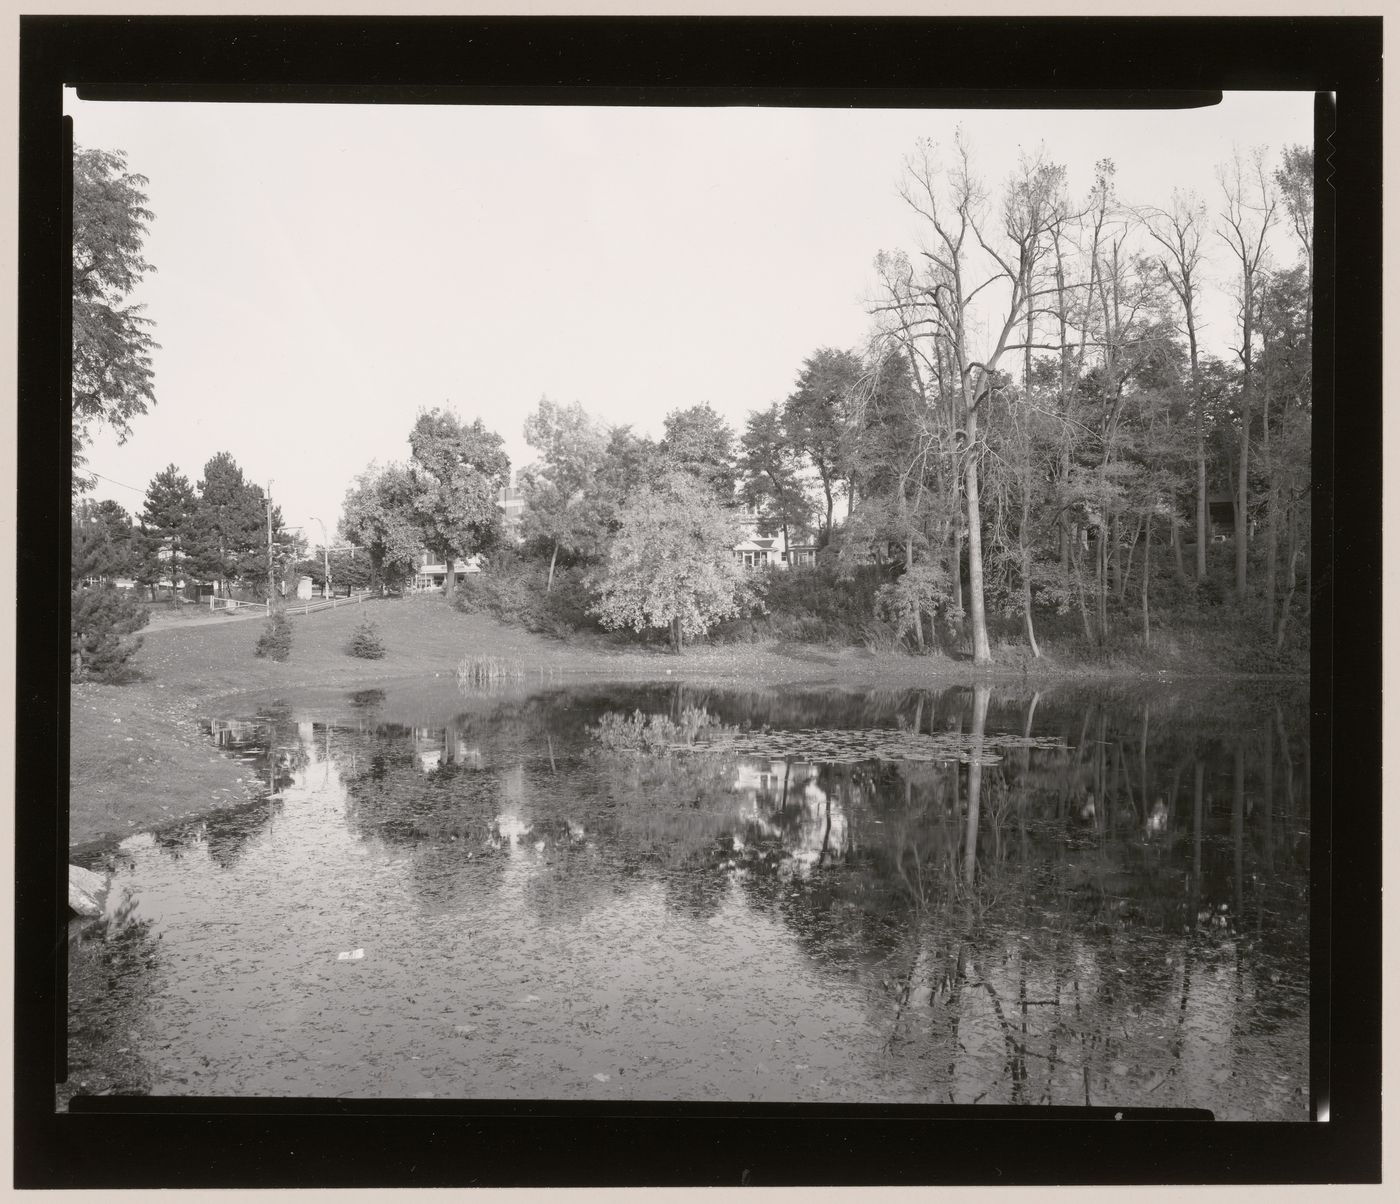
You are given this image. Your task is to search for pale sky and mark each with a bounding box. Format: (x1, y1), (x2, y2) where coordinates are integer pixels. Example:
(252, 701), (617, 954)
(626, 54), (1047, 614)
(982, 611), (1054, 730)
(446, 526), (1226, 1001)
(68, 92), (1313, 541)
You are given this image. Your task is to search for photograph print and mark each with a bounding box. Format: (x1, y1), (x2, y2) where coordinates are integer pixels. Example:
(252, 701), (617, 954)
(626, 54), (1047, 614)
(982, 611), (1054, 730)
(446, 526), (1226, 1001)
(60, 86), (1321, 1126)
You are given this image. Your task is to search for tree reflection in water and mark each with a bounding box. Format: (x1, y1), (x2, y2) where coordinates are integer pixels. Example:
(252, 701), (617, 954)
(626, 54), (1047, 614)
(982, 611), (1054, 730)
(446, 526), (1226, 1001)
(134, 677), (1310, 1113)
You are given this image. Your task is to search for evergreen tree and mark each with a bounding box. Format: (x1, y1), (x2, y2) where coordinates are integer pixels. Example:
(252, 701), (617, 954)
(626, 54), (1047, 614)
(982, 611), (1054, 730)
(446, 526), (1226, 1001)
(140, 464), (197, 595)
(187, 452), (267, 596)
(71, 499), (147, 681)
(739, 403), (813, 556)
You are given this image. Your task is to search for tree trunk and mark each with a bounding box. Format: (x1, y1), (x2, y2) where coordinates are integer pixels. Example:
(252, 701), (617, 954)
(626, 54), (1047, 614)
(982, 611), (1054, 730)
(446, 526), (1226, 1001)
(444, 562), (457, 599)
(1261, 336), (1277, 629)
(546, 539), (559, 593)
(963, 683), (990, 886)
(670, 616), (682, 654)
(1191, 760), (1204, 927)
(1119, 515), (1142, 604)
(905, 536), (926, 653)
(1264, 486), (1279, 631)
(1170, 515), (1187, 583)
(1236, 330), (1252, 598)
(1071, 530), (1093, 643)
(1096, 525), (1108, 646)
(1141, 514), (1152, 647)
(1022, 568), (1040, 659)
(1262, 716), (1275, 872)
(951, 527), (964, 617)
(963, 413), (992, 666)
(949, 468), (964, 629)
(1275, 516), (1301, 650)
(1187, 320), (1208, 584)
(1196, 449), (1208, 584)
(1233, 742), (1245, 919)
(1109, 514), (1122, 598)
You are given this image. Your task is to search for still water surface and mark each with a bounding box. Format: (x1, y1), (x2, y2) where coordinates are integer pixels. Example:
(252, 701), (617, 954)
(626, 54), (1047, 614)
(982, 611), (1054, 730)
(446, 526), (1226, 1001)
(69, 677), (1309, 1116)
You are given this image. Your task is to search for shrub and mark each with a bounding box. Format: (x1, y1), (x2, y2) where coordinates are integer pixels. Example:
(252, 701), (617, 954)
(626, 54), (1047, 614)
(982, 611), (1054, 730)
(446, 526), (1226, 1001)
(453, 561), (602, 640)
(713, 563), (885, 647)
(70, 584), (149, 682)
(254, 607), (293, 661)
(874, 563), (955, 651)
(347, 616), (386, 659)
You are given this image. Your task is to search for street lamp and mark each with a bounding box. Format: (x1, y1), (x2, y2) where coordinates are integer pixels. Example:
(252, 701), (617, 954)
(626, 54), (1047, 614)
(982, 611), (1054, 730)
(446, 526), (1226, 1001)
(310, 517), (331, 598)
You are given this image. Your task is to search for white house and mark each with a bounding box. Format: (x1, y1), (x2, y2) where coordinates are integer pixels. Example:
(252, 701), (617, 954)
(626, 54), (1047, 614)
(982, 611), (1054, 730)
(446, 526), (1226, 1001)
(410, 552), (486, 591)
(733, 509), (819, 569)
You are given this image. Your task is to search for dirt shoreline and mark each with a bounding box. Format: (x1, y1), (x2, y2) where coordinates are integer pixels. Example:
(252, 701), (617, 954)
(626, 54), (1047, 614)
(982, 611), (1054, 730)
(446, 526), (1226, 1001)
(69, 593), (1303, 855)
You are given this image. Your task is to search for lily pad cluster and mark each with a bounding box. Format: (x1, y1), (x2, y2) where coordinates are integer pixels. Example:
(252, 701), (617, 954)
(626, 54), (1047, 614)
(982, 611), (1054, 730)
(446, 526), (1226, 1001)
(651, 726), (1067, 766)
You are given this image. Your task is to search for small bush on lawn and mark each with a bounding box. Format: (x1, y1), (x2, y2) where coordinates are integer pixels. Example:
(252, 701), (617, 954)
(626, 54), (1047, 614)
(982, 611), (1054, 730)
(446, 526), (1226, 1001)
(348, 617), (386, 659)
(255, 608), (293, 661)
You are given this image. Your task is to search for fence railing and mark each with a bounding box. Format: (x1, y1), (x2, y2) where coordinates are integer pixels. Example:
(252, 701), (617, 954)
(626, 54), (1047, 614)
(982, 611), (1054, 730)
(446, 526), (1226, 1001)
(210, 592), (374, 617)
(282, 592), (374, 617)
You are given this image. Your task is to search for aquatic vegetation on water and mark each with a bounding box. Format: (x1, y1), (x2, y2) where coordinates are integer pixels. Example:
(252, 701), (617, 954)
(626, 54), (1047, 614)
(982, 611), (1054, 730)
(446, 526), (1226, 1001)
(457, 654), (526, 686)
(589, 705), (734, 752)
(666, 726), (1066, 766)
(589, 707), (1065, 765)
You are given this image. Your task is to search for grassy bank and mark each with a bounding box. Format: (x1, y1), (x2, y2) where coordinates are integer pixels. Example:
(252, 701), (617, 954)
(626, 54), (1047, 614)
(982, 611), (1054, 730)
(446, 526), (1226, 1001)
(69, 592), (1302, 853)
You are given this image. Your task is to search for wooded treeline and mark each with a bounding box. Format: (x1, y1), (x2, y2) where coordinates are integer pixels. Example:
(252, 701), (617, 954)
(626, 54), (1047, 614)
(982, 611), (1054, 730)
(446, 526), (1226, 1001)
(74, 135), (1313, 671)
(429, 138), (1314, 662)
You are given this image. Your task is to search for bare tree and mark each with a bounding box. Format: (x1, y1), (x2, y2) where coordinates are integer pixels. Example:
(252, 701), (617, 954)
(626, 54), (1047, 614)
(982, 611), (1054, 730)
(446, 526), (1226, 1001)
(1140, 190), (1210, 582)
(1217, 148), (1278, 598)
(886, 136), (1062, 666)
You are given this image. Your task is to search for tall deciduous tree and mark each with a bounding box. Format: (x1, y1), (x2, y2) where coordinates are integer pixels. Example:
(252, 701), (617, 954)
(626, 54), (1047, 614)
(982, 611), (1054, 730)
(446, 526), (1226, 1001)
(659, 403), (739, 501)
(1217, 148), (1278, 598)
(1140, 190), (1211, 582)
(339, 463), (422, 593)
(72, 147), (158, 491)
(592, 471), (749, 653)
(892, 138), (1064, 665)
(409, 407), (510, 597)
(520, 397), (610, 590)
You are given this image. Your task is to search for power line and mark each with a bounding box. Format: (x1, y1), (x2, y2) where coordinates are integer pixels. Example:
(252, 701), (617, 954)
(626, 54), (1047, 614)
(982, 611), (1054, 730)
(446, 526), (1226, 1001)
(86, 470), (146, 496)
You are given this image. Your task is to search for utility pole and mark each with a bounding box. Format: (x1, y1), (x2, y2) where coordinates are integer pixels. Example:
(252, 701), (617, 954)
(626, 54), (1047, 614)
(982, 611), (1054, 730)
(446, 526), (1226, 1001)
(265, 482), (275, 611)
(311, 516), (331, 599)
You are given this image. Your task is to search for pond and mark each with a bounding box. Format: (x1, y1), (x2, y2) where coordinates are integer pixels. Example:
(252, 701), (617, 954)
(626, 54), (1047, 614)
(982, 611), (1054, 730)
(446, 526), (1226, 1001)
(67, 676), (1310, 1117)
